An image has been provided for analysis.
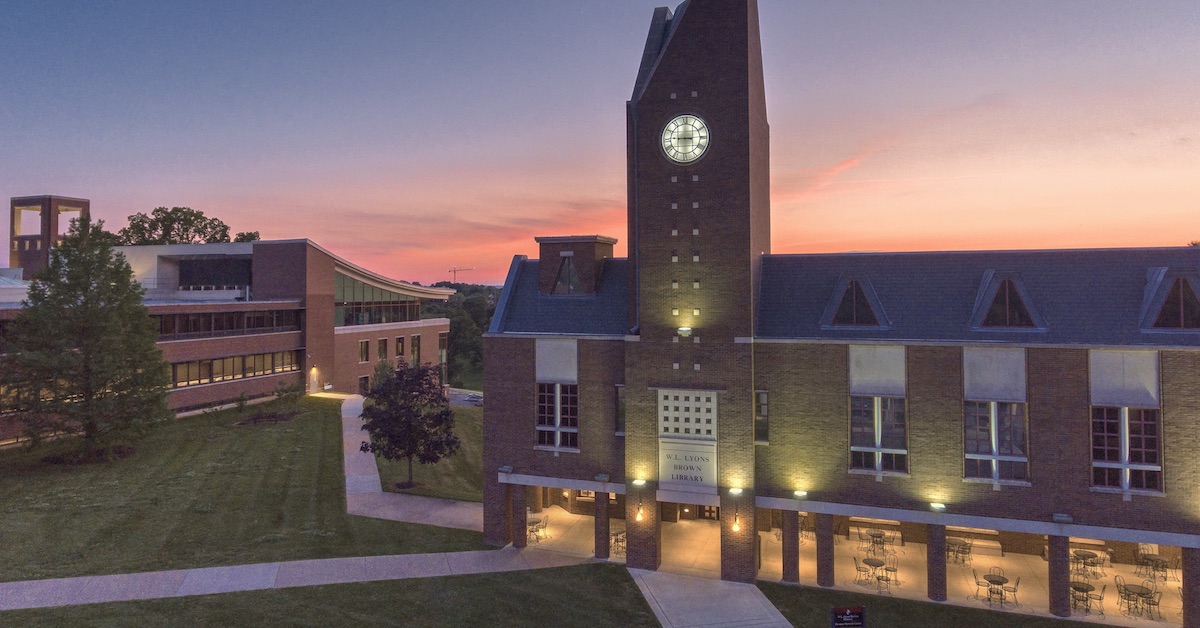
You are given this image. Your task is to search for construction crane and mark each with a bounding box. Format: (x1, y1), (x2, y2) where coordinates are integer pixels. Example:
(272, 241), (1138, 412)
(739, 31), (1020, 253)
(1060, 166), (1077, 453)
(448, 267), (476, 282)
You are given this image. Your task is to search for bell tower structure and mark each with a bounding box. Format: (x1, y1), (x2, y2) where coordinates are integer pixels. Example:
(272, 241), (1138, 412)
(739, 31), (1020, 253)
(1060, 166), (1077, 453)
(622, 0), (770, 583)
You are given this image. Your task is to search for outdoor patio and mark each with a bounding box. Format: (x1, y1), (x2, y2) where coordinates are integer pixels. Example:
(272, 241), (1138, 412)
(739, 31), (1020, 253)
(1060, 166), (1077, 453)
(521, 506), (1186, 627)
(756, 528), (1185, 627)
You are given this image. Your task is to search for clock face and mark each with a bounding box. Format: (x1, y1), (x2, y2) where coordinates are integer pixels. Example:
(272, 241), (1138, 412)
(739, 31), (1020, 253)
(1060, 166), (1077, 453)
(661, 115), (710, 164)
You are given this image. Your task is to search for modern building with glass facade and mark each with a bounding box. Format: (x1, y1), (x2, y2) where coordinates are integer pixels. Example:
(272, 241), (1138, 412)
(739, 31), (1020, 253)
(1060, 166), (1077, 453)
(4, 196), (452, 413)
(483, 1), (1200, 623)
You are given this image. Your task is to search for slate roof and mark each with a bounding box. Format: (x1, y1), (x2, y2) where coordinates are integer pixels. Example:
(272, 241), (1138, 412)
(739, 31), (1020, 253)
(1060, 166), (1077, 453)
(757, 247), (1200, 347)
(489, 256), (629, 336)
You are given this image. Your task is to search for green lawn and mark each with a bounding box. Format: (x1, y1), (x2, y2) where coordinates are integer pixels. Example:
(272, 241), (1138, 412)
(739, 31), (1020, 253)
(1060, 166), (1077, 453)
(2, 563), (658, 628)
(0, 397), (483, 583)
(759, 582), (1102, 628)
(375, 405), (483, 502)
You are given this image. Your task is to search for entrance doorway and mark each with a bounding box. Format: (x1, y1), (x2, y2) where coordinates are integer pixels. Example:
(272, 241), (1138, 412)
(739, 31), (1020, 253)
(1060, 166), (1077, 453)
(660, 502), (722, 578)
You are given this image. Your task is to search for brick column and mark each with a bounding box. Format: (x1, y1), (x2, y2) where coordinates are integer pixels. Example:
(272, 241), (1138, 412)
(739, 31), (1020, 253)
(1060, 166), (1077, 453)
(483, 478), (511, 547)
(926, 524), (947, 601)
(594, 493), (611, 559)
(720, 492), (757, 583)
(781, 510), (800, 583)
(1047, 535), (1071, 617)
(816, 513), (835, 587)
(529, 485), (543, 513)
(626, 485), (661, 571)
(1183, 547), (1200, 627)
(510, 483), (528, 549)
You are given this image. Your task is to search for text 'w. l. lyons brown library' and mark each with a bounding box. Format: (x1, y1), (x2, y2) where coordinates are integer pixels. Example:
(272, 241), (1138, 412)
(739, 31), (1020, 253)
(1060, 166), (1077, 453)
(483, 0), (1200, 622)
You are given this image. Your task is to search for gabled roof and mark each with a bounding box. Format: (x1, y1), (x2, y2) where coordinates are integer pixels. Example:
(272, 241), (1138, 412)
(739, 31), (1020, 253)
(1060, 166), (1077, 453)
(489, 256), (628, 336)
(756, 247), (1200, 347)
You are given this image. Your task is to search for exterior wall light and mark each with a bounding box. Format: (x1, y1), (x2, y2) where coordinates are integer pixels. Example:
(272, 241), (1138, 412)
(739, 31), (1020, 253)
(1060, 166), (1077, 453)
(678, 327), (692, 337)
(731, 511), (741, 532)
(793, 490), (808, 498)
(930, 502), (946, 512)
(636, 502), (645, 522)
(728, 487), (743, 496)
(632, 479), (646, 487)
(562, 490), (569, 499)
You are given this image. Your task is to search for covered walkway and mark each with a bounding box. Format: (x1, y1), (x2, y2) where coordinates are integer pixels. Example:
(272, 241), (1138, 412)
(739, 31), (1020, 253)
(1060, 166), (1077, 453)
(756, 526), (1185, 627)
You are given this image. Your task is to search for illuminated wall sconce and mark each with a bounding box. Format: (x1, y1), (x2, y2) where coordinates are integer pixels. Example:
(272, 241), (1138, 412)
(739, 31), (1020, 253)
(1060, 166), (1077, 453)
(562, 490), (569, 499)
(731, 510), (741, 532)
(930, 502), (946, 512)
(677, 326), (692, 337)
(683, 507), (690, 513)
(636, 502), (645, 522)
(632, 479), (646, 487)
(793, 490), (808, 499)
(728, 487), (743, 496)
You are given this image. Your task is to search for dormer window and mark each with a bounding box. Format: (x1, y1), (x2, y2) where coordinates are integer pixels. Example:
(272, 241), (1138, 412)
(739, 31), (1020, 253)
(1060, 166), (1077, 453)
(982, 279), (1035, 328)
(553, 257), (582, 295)
(1153, 277), (1200, 329)
(832, 279), (879, 326)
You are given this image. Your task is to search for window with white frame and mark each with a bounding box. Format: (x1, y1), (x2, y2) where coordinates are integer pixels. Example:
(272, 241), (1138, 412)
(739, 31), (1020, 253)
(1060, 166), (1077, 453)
(1092, 407), (1160, 491)
(964, 401), (1028, 481)
(536, 383), (579, 449)
(850, 396), (907, 472)
(962, 347), (1029, 483)
(535, 338), (579, 452)
(848, 345), (907, 474)
(1088, 350), (1162, 494)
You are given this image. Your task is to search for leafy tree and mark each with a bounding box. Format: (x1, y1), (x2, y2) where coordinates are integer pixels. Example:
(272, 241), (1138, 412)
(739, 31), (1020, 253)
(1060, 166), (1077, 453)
(234, 231), (261, 242)
(1189, 241), (1199, 247)
(0, 217), (171, 446)
(359, 362), (460, 488)
(116, 206), (232, 245)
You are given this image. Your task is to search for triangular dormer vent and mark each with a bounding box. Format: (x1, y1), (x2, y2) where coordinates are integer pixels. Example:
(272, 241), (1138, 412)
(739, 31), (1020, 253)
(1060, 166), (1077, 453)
(1153, 277), (1200, 329)
(833, 279), (880, 326)
(553, 257), (582, 295)
(983, 278), (1035, 328)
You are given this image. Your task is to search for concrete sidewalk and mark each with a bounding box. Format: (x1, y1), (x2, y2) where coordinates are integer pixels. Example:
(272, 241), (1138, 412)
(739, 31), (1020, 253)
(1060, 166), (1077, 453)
(341, 394), (484, 532)
(0, 547), (586, 612)
(630, 569), (791, 628)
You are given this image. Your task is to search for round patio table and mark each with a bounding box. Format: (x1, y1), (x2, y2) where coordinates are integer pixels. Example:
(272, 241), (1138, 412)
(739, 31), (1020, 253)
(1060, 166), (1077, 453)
(1144, 554), (1168, 578)
(984, 574), (1008, 604)
(1071, 581), (1094, 611)
(946, 537), (967, 562)
(863, 557), (884, 571)
(1123, 583), (1152, 613)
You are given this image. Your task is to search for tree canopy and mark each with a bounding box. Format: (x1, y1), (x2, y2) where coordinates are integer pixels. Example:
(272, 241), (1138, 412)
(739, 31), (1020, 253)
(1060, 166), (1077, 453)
(1, 217), (171, 447)
(116, 206), (259, 245)
(359, 361), (460, 488)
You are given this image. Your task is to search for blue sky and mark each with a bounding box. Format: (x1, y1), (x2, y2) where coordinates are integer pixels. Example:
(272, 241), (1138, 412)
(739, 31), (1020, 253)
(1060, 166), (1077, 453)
(3, 1), (1198, 283)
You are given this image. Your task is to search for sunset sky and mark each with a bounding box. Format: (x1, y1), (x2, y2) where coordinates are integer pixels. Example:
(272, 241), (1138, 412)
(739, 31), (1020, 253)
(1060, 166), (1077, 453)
(3, 1), (1198, 285)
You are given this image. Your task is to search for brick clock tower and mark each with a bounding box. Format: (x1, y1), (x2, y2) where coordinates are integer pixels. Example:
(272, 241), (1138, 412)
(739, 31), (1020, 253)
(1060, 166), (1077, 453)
(623, 0), (770, 583)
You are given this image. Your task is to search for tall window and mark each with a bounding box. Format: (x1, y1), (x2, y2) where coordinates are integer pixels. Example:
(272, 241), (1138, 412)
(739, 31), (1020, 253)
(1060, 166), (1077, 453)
(410, 335), (421, 366)
(536, 383), (579, 450)
(850, 396), (907, 473)
(358, 340), (369, 363)
(395, 337), (405, 362)
(1092, 407), (1161, 492)
(754, 391), (769, 443)
(964, 401), (1028, 481)
(378, 338), (388, 362)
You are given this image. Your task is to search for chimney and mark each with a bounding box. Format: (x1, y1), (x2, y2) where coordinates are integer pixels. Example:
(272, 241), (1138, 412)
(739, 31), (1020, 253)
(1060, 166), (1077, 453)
(535, 235), (617, 295)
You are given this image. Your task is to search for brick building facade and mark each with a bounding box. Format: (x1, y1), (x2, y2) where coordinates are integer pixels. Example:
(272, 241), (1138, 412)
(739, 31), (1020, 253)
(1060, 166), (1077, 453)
(484, 0), (1200, 623)
(3, 197), (451, 414)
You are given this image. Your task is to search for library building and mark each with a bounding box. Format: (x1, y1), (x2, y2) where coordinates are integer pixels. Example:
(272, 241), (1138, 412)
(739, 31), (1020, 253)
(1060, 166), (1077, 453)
(483, 1), (1200, 624)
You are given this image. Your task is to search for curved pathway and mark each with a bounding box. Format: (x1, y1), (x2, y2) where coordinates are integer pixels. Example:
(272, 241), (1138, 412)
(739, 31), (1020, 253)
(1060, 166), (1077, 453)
(0, 395), (791, 627)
